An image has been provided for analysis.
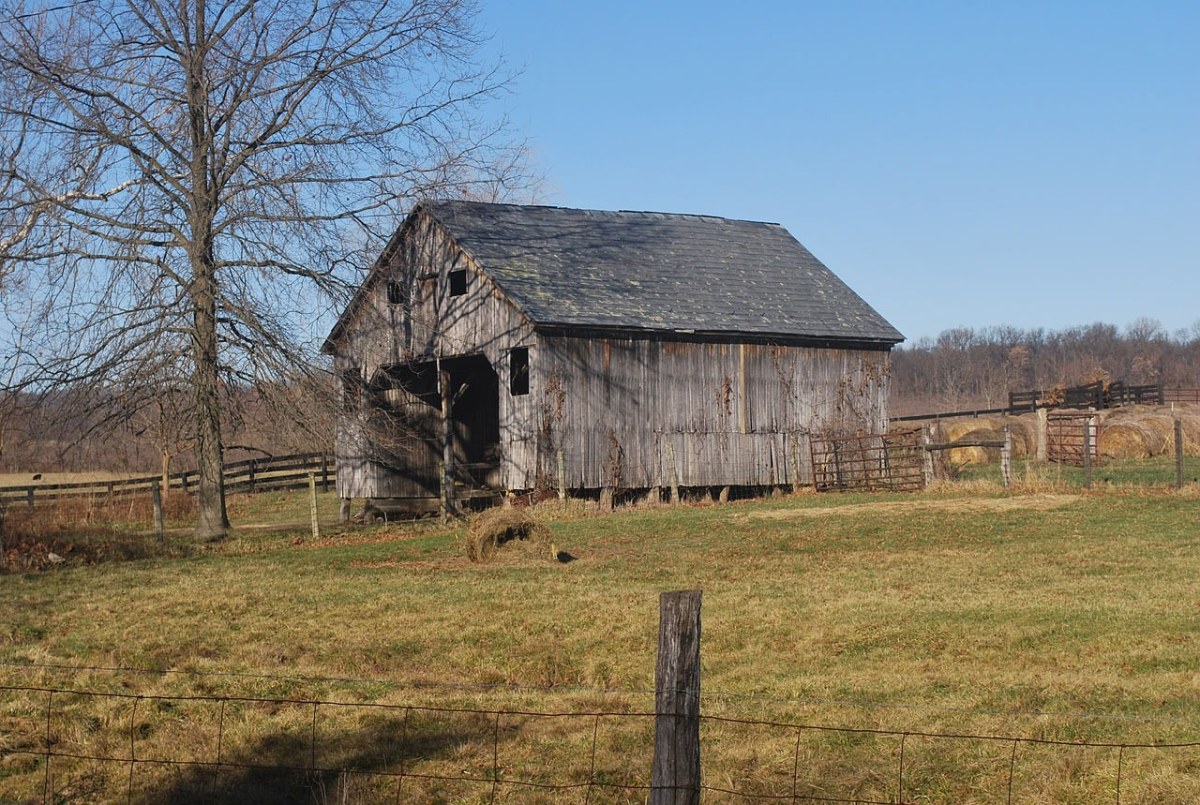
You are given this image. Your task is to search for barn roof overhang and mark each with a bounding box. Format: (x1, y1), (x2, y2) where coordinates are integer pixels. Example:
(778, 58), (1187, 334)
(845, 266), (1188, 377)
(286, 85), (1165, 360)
(532, 323), (899, 351)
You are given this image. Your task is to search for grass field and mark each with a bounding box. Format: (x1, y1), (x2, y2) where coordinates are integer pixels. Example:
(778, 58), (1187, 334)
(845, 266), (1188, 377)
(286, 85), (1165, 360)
(1, 479), (1198, 803)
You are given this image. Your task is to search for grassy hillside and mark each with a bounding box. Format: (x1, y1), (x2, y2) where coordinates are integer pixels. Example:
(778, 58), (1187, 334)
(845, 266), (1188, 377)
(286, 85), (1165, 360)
(2, 484), (1198, 802)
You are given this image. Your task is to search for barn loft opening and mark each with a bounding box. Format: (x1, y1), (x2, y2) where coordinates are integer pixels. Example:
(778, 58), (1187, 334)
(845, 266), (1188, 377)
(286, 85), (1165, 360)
(449, 268), (468, 296)
(386, 279), (405, 306)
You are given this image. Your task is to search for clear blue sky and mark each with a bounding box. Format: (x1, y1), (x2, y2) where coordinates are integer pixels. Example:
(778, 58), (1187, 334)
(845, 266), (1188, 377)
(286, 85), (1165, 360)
(478, 1), (1199, 344)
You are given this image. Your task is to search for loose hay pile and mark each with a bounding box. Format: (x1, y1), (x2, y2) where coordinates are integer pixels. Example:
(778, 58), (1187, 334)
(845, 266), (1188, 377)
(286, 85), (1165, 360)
(465, 508), (553, 563)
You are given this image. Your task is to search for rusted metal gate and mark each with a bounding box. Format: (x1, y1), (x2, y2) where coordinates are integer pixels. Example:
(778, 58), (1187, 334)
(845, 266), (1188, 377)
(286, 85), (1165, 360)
(810, 429), (925, 492)
(1047, 412), (1099, 467)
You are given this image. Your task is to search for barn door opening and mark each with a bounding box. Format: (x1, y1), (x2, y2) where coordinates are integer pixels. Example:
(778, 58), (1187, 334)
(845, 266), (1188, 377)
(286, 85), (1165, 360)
(441, 354), (501, 490)
(374, 355), (501, 497)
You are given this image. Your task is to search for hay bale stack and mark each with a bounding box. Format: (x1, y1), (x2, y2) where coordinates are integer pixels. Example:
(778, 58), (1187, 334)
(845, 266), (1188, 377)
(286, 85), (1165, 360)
(933, 416), (1031, 464)
(465, 508), (552, 563)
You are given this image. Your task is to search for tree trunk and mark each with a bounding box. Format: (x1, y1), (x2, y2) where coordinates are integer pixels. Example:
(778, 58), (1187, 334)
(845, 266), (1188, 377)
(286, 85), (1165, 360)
(187, 1), (227, 540)
(160, 449), (171, 500)
(192, 267), (228, 539)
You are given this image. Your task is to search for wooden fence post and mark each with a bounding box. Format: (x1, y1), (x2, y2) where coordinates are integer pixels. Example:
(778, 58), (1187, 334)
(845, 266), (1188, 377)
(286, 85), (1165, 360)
(921, 425), (934, 488)
(1036, 408), (1048, 463)
(308, 472), (320, 539)
(1176, 419), (1185, 490)
(1082, 417), (1093, 489)
(1000, 426), (1012, 488)
(651, 590), (702, 805)
(321, 454), (330, 493)
(151, 484), (164, 544)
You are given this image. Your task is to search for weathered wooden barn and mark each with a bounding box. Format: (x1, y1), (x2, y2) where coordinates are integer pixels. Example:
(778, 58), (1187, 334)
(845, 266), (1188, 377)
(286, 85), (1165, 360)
(322, 200), (904, 509)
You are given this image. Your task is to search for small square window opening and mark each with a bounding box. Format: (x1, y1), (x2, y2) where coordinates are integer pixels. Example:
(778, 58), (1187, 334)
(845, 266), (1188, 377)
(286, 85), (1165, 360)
(449, 269), (468, 297)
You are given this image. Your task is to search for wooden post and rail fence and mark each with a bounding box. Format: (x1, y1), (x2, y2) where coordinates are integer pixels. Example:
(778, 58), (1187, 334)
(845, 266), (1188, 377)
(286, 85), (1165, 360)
(0, 452), (333, 509)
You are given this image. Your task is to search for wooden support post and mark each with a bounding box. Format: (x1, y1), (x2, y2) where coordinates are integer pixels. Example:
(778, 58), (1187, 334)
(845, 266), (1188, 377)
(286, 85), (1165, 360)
(248, 459), (256, 494)
(1036, 409), (1048, 463)
(666, 442), (680, 505)
(440, 368), (454, 520)
(557, 449), (566, 502)
(1176, 418), (1185, 490)
(788, 433), (801, 494)
(308, 472), (320, 539)
(339, 497), (351, 523)
(1000, 426), (1013, 488)
(26, 487), (33, 508)
(151, 484), (164, 544)
(599, 485), (613, 511)
(320, 454), (330, 493)
(651, 590), (702, 805)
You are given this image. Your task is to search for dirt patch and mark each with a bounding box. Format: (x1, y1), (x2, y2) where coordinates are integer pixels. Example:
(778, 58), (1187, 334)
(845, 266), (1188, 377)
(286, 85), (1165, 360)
(286, 531), (431, 549)
(748, 493), (1080, 520)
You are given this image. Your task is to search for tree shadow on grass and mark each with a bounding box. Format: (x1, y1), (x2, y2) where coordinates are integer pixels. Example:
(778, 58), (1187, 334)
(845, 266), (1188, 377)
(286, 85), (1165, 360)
(133, 709), (511, 805)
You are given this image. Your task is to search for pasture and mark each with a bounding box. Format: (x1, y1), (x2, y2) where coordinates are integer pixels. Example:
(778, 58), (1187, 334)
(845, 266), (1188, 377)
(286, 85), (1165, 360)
(1, 478), (1198, 802)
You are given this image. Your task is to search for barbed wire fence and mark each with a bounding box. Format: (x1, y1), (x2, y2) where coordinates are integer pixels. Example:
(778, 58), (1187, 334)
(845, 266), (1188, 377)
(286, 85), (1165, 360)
(2, 679), (1196, 804)
(3, 590), (1199, 803)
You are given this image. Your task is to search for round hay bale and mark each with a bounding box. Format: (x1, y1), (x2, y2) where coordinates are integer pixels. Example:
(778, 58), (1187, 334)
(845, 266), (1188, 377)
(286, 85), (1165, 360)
(465, 508), (552, 564)
(941, 418), (1002, 442)
(1098, 420), (1161, 459)
(947, 427), (1003, 465)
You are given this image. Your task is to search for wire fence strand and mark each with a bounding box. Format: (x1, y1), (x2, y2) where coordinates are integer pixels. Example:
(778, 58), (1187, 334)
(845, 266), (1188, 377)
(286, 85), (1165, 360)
(2, 680), (1197, 803)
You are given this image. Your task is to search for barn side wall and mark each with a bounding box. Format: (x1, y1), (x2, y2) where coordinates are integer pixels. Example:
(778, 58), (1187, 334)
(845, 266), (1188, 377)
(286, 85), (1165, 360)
(331, 210), (536, 498)
(532, 335), (892, 490)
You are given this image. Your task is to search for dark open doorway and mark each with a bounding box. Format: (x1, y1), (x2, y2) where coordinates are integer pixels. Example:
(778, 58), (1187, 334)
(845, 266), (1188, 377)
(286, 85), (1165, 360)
(379, 354), (501, 494)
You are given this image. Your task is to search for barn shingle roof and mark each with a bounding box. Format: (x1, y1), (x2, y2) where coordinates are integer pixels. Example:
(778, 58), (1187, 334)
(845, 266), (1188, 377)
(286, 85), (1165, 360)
(421, 200), (903, 345)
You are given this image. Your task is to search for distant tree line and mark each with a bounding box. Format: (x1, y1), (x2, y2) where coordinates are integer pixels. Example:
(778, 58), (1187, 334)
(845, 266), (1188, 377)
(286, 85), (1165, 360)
(890, 318), (1200, 416)
(0, 377), (334, 477)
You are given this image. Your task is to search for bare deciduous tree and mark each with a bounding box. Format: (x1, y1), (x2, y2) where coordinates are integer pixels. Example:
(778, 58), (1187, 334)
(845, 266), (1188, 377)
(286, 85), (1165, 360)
(0, 0), (531, 538)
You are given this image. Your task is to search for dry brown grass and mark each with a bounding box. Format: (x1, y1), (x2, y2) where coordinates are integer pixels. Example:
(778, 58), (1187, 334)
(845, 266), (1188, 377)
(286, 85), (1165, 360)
(1, 494), (198, 571)
(1, 487), (1198, 802)
(464, 507), (553, 563)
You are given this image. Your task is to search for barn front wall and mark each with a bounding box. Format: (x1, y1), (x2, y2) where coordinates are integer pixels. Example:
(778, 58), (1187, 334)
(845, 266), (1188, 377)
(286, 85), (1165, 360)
(529, 334), (892, 490)
(330, 210), (537, 499)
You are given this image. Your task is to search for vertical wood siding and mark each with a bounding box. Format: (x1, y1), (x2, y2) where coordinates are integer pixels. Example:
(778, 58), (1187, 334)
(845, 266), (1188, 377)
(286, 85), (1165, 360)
(537, 336), (891, 489)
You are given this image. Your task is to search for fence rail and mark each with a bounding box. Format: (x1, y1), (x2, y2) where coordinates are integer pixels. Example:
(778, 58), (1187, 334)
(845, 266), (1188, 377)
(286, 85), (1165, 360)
(0, 452), (332, 507)
(894, 384), (1200, 425)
